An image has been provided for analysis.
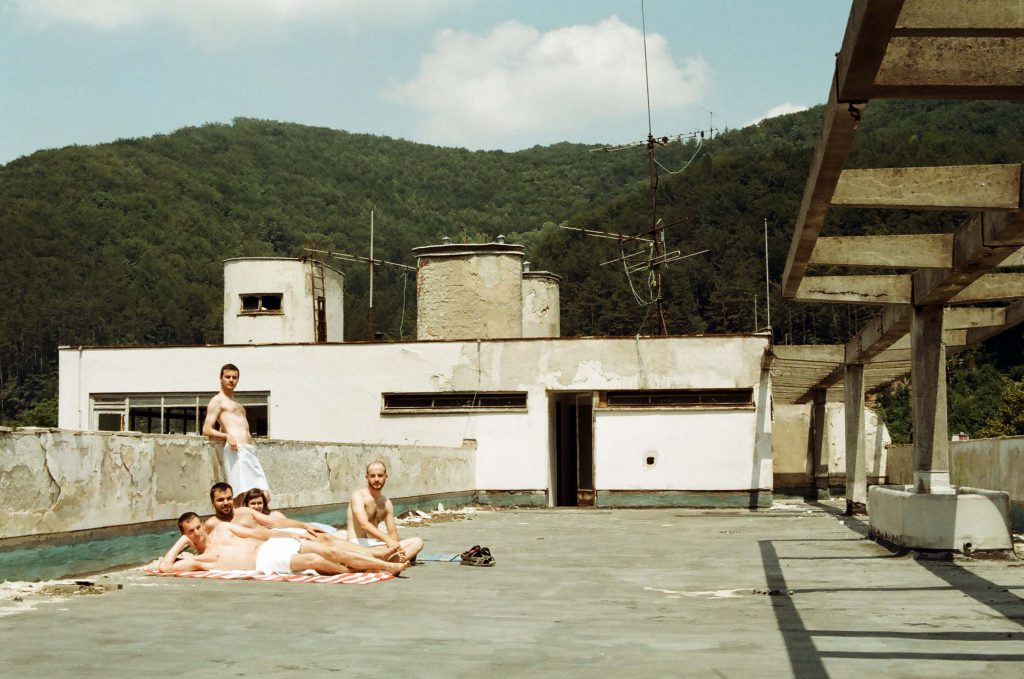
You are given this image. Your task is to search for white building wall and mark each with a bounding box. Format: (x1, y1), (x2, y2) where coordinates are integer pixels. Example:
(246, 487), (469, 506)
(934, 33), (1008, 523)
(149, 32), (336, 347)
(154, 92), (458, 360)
(824, 402), (891, 478)
(59, 335), (769, 494)
(595, 410), (761, 490)
(324, 265), (344, 342)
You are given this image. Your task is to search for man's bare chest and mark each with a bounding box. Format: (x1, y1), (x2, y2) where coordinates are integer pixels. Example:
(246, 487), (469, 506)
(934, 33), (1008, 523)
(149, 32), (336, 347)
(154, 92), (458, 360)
(363, 499), (387, 522)
(222, 399), (246, 417)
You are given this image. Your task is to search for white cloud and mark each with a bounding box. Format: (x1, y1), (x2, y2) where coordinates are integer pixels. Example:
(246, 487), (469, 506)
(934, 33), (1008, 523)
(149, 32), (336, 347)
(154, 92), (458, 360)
(14, 0), (465, 47)
(745, 102), (808, 127)
(388, 17), (710, 148)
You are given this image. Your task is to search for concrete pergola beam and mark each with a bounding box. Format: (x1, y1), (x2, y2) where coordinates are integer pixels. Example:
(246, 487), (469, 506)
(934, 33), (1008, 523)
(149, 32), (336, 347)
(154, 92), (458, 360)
(845, 305), (912, 362)
(942, 306), (1007, 329)
(873, 37), (1024, 99)
(831, 164), (1022, 211)
(810, 236), (1024, 270)
(895, 0), (1024, 36)
(781, 83), (864, 298)
(795, 275), (911, 304)
(914, 210), (1024, 304)
(809, 234), (952, 268)
(835, 0), (906, 102)
(946, 273), (1024, 304)
(965, 298), (1024, 344)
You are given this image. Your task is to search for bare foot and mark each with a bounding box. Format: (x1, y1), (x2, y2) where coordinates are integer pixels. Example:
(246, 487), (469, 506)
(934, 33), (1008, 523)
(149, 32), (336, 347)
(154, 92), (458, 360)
(373, 544), (408, 562)
(385, 561), (409, 576)
(370, 545), (394, 559)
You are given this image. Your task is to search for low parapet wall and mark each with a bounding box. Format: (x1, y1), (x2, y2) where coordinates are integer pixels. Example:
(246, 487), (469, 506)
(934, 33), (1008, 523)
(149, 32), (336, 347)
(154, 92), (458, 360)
(0, 427), (476, 541)
(887, 436), (1024, 529)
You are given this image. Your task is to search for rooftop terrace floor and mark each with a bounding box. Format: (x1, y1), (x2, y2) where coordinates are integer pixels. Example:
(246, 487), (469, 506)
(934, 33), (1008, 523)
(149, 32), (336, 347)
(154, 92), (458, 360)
(2, 502), (1023, 677)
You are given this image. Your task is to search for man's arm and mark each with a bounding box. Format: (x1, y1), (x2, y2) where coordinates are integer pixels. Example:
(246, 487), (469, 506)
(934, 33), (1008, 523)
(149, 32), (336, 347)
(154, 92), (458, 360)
(349, 490), (398, 547)
(168, 555), (210, 573)
(224, 522), (296, 542)
(157, 535), (193, 573)
(249, 509), (320, 539)
(383, 498), (400, 542)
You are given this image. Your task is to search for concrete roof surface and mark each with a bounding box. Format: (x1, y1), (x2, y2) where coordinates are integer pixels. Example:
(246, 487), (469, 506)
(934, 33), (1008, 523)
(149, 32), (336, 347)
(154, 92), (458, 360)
(2, 503), (1023, 677)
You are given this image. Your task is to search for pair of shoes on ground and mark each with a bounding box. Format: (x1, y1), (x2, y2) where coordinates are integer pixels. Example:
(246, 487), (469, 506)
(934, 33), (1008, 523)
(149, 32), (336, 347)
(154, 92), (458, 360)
(460, 545), (496, 567)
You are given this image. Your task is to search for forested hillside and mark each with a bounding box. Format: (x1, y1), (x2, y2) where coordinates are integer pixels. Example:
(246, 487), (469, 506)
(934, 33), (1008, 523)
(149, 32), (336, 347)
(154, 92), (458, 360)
(1, 101), (1022, 435)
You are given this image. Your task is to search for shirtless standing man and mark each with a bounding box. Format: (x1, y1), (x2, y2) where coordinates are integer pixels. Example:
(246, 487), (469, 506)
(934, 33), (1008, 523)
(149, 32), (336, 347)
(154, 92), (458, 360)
(160, 512), (408, 576)
(203, 364), (269, 503)
(347, 461), (424, 561)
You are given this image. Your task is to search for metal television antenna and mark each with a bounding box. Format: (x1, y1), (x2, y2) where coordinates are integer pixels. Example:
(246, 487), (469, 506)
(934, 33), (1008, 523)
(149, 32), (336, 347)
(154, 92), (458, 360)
(563, 0), (714, 335)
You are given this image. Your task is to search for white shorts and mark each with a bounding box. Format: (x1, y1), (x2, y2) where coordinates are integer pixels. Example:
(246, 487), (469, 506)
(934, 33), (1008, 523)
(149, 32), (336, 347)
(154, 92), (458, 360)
(223, 443), (270, 496)
(255, 537), (301, 575)
(350, 537), (385, 548)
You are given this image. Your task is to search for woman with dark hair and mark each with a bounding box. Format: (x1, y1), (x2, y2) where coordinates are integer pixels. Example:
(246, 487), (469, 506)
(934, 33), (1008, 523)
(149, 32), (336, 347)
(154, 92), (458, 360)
(241, 487), (272, 515)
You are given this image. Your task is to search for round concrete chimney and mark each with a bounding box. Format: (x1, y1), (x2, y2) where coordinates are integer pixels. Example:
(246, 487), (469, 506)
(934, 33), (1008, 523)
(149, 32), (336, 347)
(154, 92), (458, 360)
(412, 241), (526, 340)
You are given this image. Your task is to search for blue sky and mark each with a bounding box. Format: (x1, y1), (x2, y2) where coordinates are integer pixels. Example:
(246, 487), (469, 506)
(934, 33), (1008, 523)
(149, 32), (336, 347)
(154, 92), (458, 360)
(0, 0), (852, 165)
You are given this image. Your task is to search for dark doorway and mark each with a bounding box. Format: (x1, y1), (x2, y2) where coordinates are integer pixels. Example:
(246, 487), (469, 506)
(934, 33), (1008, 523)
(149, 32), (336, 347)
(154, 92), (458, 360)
(551, 393), (595, 507)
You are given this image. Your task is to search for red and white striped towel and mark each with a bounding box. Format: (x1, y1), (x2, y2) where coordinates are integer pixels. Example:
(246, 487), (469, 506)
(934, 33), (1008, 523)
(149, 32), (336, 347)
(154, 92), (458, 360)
(143, 567), (394, 585)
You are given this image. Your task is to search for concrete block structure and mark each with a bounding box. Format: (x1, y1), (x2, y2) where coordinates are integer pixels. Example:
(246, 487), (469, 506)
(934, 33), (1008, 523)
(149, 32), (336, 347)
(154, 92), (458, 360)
(413, 241), (525, 341)
(223, 257), (343, 344)
(869, 485), (1012, 551)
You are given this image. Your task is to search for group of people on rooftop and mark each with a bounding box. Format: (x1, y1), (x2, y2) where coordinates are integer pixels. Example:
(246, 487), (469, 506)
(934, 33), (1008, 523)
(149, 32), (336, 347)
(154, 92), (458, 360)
(158, 363), (423, 577)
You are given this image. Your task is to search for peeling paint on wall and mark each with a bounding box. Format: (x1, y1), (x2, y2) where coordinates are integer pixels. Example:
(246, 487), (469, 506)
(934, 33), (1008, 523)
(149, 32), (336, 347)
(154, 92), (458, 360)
(0, 428), (474, 540)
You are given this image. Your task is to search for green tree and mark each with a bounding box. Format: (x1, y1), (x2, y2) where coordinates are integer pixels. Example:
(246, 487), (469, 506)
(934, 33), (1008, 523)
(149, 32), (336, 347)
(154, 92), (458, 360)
(876, 380), (912, 445)
(978, 377), (1024, 437)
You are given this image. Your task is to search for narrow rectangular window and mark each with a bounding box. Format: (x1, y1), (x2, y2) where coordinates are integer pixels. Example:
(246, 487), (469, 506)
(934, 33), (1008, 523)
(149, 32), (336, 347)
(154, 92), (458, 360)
(382, 392), (527, 413)
(239, 293), (283, 315)
(603, 389), (754, 408)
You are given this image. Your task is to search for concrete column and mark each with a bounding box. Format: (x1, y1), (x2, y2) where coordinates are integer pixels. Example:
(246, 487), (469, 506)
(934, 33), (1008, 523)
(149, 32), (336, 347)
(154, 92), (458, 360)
(811, 389), (828, 498)
(911, 304), (952, 494)
(844, 364), (867, 514)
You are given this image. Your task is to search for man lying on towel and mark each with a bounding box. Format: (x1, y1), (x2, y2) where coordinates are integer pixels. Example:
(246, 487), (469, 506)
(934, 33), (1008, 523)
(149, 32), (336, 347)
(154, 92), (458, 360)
(207, 482), (402, 564)
(347, 461), (425, 561)
(159, 512), (408, 577)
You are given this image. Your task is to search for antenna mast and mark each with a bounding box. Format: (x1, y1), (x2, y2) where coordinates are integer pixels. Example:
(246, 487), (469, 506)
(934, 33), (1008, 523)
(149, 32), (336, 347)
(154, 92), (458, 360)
(564, 0), (717, 336)
(368, 210), (375, 337)
(640, 1), (668, 334)
(304, 212), (416, 340)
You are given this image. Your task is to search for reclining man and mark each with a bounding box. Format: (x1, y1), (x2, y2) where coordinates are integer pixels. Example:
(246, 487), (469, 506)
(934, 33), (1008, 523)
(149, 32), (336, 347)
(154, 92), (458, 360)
(347, 461), (424, 561)
(159, 512), (408, 577)
(208, 481), (403, 564)
(158, 509), (212, 566)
